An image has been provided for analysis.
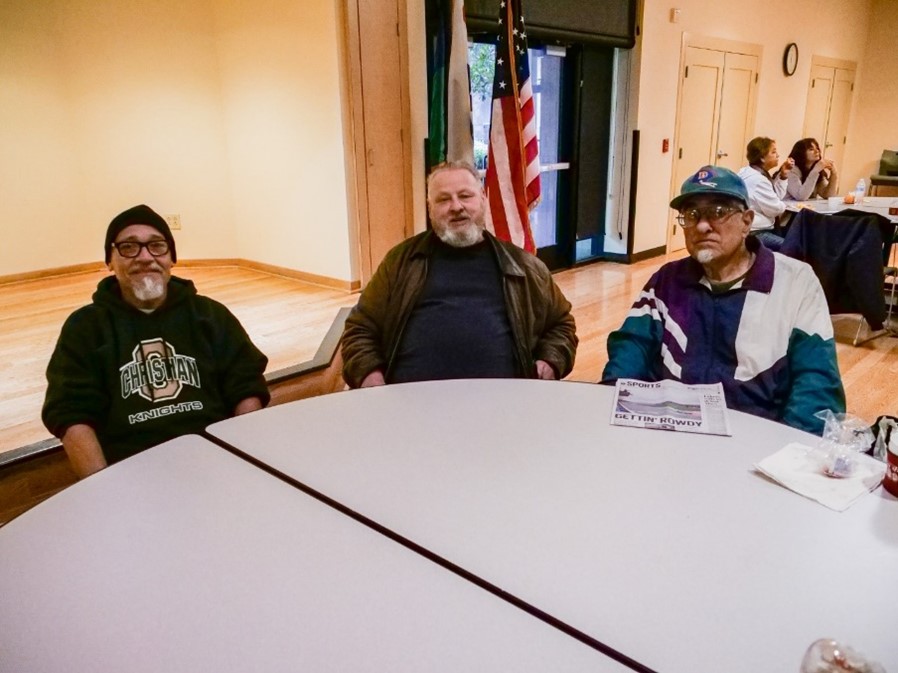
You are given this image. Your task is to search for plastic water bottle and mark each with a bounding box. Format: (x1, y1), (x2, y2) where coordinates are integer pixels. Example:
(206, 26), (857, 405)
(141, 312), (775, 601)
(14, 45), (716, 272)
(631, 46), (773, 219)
(854, 178), (866, 204)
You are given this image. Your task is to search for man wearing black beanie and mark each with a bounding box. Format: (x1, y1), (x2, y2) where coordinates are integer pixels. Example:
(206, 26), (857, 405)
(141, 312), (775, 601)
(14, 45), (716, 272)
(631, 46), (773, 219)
(42, 204), (270, 478)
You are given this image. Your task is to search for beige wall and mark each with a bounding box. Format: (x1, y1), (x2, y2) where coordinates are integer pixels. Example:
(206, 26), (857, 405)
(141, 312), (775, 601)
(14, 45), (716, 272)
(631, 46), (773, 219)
(6, 0), (895, 277)
(632, 0), (875, 254)
(213, 0), (353, 281)
(1, 0), (235, 274)
(841, 0), (898, 195)
(1, 3), (81, 273)
(1, 0), (354, 282)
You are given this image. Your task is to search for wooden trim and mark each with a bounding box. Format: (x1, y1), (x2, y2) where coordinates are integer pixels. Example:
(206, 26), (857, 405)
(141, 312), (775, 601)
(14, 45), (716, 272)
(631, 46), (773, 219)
(176, 258), (244, 268)
(810, 55), (856, 72)
(344, 0), (372, 283)
(683, 33), (763, 58)
(266, 308), (350, 384)
(342, 0), (415, 286)
(335, 0), (364, 286)
(0, 452), (77, 525)
(233, 259), (360, 292)
(1, 259), (359, 292)
(630, 245), (667, 262)
(0, 262), (106, 286)
(396, 0), (415, 245)
(0, 438), (62, 470)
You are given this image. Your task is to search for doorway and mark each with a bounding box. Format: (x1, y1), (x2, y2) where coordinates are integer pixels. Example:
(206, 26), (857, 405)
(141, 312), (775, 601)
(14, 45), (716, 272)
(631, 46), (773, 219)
(669, 37), (760, 252)
(802, 56), (856, 173)
(467, 40), (614, 269)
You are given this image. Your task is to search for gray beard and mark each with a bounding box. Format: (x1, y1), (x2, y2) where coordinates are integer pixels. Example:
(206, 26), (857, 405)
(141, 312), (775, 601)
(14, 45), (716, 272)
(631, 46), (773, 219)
(132, 275), (165, 302)
(694, 249), (716, 264)
(436, 222), (485, 248)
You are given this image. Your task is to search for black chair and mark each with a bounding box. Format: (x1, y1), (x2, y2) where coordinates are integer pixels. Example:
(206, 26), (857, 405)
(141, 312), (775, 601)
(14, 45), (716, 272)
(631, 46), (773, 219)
(780, 209), (897, 344)
(869, 149), (898, 196)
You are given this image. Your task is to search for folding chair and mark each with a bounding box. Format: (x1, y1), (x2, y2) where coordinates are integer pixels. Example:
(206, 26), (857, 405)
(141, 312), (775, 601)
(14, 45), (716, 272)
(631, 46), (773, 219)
(869, 149), (898, 196)
(780, 209), (896, 345)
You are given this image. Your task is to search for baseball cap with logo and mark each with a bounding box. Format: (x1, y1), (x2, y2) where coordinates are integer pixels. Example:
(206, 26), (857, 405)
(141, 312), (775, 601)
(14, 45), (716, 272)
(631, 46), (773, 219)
(669, 165), (749, 210)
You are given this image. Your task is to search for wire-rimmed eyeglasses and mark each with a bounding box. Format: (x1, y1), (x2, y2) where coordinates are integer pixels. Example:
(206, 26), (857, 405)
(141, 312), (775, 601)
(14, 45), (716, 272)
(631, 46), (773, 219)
(676, 206), (744, 228)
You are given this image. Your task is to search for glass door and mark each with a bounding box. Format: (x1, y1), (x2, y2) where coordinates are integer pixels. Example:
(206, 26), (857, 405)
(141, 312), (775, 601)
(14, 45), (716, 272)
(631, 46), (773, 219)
(468, 41), (572, 269)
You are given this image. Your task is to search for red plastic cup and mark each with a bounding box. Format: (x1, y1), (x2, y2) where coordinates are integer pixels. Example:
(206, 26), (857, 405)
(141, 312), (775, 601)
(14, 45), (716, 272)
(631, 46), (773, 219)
(884, 441), (898, 497)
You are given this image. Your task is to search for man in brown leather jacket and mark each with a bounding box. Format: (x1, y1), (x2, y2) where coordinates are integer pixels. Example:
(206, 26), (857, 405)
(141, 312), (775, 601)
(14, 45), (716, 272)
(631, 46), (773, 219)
(341, 161), (577, 388)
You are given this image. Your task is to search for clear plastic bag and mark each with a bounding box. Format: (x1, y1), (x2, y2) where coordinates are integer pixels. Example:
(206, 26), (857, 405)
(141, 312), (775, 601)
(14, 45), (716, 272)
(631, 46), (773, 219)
(871, 415), (898, 462)
(800, 638), (886, 672)
(812, 411), (875, 478)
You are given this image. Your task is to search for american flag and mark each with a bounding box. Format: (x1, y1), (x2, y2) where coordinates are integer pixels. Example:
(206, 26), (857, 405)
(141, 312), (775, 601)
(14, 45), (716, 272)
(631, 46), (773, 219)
(484, 0), (540, 253)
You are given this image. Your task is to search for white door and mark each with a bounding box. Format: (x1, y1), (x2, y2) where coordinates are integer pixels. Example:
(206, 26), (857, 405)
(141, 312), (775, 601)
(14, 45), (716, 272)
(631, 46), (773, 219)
(803, 64), (834, 144)
(670, 47), (724, 252)
(670, 46), (759, 252)
(716, 52), (759, 172)
(823, 68), (855, 171)
(802, 61), (856, 178)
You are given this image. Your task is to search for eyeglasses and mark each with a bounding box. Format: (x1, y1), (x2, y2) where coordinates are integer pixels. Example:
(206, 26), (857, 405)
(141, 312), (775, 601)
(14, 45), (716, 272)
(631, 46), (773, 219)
(676, 206), (744, 228)
(112, 240), (170, 258)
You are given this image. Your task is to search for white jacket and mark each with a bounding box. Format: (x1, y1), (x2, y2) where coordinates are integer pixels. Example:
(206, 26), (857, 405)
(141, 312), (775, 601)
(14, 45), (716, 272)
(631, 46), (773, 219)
(738, 165), (788, 231)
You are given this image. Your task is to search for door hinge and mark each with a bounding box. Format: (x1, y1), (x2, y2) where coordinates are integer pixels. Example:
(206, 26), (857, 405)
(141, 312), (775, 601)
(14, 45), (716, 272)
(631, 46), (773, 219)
(678, 148), (683, 159)
(755, 73), (758, 83)
(685, 66), (689, 78)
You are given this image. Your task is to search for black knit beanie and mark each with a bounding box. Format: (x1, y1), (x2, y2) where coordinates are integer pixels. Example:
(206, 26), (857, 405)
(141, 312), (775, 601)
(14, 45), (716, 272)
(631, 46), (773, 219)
(104, 204), (177, 263)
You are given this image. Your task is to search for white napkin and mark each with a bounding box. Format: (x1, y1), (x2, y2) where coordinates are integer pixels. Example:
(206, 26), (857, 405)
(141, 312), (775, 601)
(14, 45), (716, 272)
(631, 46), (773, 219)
(754, 442), (886, 511)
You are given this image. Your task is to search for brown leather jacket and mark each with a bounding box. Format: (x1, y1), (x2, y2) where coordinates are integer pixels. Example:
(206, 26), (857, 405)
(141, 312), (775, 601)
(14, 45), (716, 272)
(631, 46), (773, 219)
(341, 231), (577, 388)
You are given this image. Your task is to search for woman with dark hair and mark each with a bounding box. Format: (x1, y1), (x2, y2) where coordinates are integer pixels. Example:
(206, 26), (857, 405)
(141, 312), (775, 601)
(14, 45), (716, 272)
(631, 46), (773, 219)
(784, 138), (838, 200)
(737, 137), (794, 250)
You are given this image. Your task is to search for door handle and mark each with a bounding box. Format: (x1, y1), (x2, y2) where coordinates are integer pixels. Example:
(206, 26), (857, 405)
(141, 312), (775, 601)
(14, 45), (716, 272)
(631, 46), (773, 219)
(716, 150), (728, 159)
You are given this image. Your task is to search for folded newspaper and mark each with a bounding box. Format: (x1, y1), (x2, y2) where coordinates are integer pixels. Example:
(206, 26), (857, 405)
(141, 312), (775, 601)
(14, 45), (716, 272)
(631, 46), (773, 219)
(610, 378), (732, 436)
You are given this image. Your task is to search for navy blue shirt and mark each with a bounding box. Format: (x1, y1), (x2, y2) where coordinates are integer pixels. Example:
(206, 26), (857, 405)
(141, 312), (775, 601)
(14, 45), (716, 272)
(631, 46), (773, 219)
(390, 239), (518, 383)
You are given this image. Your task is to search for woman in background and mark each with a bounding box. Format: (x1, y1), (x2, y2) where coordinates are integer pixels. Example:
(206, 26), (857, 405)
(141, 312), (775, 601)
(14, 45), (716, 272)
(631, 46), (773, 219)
(737, 137), (794, 250)
(785, 138), (838, 200)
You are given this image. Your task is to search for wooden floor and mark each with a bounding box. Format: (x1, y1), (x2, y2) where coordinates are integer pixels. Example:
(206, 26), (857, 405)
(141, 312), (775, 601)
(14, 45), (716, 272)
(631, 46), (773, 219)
(2, 254), (897, 457)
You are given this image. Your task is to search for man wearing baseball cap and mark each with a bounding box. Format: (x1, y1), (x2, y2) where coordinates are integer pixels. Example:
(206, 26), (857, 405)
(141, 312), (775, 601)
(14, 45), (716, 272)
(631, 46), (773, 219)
(602, 165), (844, 434)
(43, 204), (270, 478)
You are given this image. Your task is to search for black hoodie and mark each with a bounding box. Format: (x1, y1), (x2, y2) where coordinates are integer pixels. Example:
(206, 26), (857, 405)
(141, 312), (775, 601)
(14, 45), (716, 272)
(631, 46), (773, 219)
(42, 276), (270, 464)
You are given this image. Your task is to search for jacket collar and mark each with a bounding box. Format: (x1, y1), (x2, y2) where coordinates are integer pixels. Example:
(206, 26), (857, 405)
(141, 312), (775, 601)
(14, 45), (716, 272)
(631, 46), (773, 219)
(679, 235), (775, 293)
(411, 230), (527, 277)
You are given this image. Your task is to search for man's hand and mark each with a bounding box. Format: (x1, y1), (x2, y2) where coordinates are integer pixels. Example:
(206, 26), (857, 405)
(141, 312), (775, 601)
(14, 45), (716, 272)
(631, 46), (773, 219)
(535, 360), (557, 380)
(360, 370), (386, 387)
(234, 396), (264, 415)
(61, 424), (107, 479)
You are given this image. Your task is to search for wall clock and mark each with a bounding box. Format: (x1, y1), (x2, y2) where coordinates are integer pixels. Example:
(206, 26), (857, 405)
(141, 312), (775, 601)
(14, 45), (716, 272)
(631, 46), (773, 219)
(783, 43), (799, 77)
